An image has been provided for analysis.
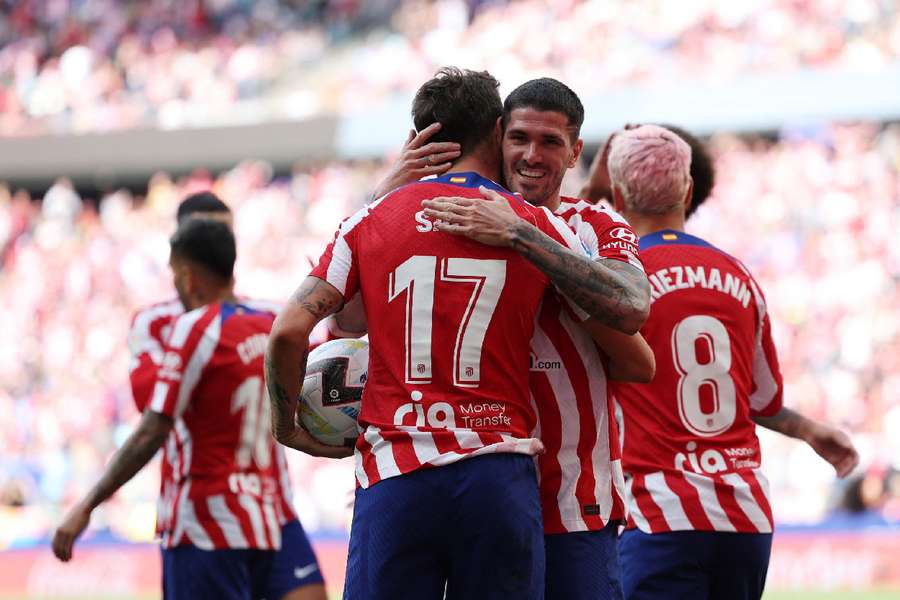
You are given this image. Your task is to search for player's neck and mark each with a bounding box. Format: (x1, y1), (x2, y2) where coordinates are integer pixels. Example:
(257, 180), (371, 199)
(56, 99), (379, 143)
(543, 193), (562, 213)
(450, 148), (501, 183)
(186, 286), (238, 311)
(623, 211), (686, 238)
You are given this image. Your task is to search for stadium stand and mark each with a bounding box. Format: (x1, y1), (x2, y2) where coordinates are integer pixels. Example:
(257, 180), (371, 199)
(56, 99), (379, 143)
(2, 0), (899, 136)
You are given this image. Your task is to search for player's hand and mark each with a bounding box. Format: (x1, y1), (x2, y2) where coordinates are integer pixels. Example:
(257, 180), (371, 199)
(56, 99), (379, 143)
(275, 424), (354, 459)
(806, 424), (859, 478)
(421, 186), (520, 247)
(52, 503), (92, 562)
(371, 123), (461, 199)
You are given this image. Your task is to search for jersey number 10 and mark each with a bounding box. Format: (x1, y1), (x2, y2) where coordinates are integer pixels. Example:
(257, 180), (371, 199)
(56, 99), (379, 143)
(389, 256), (506, 388)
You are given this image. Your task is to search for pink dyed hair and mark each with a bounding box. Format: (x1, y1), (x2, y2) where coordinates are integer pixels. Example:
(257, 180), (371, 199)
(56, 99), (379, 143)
(607, 125), (692, 215)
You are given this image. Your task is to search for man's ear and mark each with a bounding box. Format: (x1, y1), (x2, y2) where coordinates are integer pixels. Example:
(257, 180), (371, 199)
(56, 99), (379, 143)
(683, 177), (695, 215)
(569, 138), (584, 168)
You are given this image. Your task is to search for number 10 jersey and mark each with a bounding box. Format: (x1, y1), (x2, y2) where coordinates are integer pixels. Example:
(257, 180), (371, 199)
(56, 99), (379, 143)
(614, 229), (784, 535)
(310, 172), (590, 489)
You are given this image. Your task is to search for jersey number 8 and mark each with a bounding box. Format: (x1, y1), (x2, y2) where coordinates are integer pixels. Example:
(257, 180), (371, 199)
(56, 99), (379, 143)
(671, 315), (737, 437)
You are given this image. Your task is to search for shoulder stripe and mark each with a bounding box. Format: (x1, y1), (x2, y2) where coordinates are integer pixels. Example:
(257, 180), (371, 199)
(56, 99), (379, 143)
(174, 314), (222, 417)
(168, 307), (209, 349)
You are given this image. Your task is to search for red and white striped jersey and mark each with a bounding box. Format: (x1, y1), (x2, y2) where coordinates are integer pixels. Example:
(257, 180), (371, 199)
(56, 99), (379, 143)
(139, 301), (290, 550)
(614, 229), (783, 535)
(309, 172), (590, 489)
(532, 198), (644, 534)
(128, 297), (298, 535)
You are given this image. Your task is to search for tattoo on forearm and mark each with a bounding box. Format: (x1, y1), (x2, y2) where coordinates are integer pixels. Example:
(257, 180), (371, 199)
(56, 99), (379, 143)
(754, 407), (804, 438)
(265, 351), (308, 438)
(510, 222), (650, 333)
(289, 278), (343, 320)
(85, 414), (170, 510)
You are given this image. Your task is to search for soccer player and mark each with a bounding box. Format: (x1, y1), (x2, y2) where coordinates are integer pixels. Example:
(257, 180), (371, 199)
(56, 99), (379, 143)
(265, 67), (648, 600)
(127, 193), (326, 600)
(603, 125), (858, 600)
(52, 220), (318, 600)
(411, 77), (653, 600)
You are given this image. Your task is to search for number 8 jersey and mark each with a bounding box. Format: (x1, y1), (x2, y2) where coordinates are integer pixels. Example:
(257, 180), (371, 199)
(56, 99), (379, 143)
(310, 172), (590, 489)
(614, 229), (784, 534)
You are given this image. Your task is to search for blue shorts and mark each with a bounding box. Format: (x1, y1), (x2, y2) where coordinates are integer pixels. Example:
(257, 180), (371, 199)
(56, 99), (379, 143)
(545, 522), (623, 600)
(619, 528), (772, 600)
(161, 544), (274, 600)
(343, 453), (544, 600)
(267, 519), (325, 599)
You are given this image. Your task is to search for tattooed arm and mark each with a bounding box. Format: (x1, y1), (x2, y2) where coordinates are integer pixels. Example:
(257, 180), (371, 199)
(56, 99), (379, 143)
(754, 407), (858, 477)
(421, 188), (650, 334)
(52, 410), (172, 561)
(266, 277), (354, 458)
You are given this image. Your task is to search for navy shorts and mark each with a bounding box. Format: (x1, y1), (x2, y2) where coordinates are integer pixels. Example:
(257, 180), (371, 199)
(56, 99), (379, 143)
(266, 519), (325, 599)
(161, 544), (274, 600)
(619, 528), (772, 600)
(343, 453), (545, 600)
(545, 521), (624, 600)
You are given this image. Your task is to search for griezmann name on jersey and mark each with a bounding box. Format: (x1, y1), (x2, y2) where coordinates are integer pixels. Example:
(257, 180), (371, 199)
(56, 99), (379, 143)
(310, 172), (590, 489)
(144, 302), (292, 550)
(614, 230), (783, 535)
(532, 197), (644, 534)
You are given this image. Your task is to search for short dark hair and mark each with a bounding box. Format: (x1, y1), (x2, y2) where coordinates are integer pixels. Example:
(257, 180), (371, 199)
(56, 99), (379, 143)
(661, 125), (715, 217)
(503, 78), (585, 142)
(176, 192), (230, 225)
(411, 67), (502, 157)
(170, 219), (236, 281)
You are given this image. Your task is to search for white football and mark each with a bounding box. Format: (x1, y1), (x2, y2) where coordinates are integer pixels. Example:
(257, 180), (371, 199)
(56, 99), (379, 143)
(297, 338), (368, 447)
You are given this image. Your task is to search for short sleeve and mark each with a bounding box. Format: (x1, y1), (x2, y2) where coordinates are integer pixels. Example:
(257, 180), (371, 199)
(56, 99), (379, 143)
(739, 272), (784, 417)
(309, 206), (369, 302)
(533, 206), (591, 258)
(748, 308), (784, 417)
(148, 306), (221, 419)
(573, 205), (644, 272)
(127, 303), (181, 412)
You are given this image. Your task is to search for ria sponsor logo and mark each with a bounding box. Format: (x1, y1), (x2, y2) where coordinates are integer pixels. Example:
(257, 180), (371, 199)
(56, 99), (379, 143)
(529, 352), (561, 371)
(674, 442), (760, 474)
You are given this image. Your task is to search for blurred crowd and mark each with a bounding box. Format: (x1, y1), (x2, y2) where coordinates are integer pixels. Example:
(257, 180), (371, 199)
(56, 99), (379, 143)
(3, 0), (900, 136)
(0, 122), (898, 548)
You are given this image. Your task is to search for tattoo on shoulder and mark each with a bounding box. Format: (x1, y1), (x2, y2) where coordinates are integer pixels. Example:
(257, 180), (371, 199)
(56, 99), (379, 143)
(289, 278), (343, 320)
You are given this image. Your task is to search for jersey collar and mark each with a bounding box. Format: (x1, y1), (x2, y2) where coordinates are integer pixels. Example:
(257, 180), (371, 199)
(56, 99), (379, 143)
(433, 172), (510, 194)
(639, 229), (713, 251)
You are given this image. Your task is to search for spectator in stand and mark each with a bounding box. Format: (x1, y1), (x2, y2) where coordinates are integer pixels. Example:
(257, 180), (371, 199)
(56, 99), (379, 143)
(2, 1), (899, 136)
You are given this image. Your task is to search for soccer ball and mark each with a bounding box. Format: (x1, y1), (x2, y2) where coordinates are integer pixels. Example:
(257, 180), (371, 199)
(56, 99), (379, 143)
(297, 338), (368, 447)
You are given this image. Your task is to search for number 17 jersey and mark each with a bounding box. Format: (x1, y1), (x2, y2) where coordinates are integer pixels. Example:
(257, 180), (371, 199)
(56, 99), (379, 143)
(614, 230), (784, 535)
(310, 172), (590, 489)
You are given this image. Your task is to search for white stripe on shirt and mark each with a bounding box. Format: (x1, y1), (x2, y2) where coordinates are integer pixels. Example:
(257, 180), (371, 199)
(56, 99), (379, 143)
(207, 495), (249, 548)
(174, 315), (221, 418)
(644, 471), (692, 530)
(238, 494), (269, 547)
(722, 472), (773, 533)
(681, 471), (737, 532)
